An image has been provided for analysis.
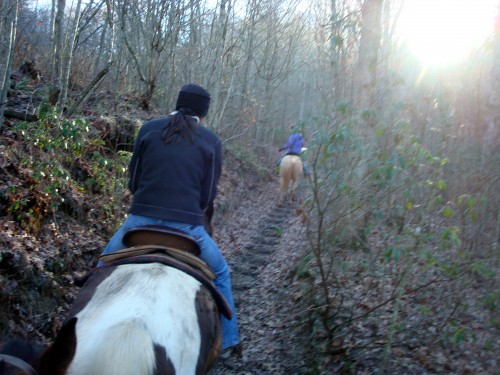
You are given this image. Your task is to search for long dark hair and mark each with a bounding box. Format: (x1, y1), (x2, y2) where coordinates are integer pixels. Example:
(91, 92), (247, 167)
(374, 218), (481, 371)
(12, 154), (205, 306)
(161, 107), (200, 144)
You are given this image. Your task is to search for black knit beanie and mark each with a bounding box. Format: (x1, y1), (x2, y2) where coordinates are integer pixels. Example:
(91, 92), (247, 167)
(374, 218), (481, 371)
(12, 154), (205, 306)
(175, 83), (211, 117)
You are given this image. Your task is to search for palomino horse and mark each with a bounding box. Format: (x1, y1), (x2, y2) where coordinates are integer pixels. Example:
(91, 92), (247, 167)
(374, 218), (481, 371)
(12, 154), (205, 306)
(279, 154), (303, 202)
(38, 226), (231, 375)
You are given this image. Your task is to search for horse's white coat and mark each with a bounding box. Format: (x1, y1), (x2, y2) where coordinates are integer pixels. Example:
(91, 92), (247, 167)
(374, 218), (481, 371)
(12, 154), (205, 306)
(67, 263), (203, 375)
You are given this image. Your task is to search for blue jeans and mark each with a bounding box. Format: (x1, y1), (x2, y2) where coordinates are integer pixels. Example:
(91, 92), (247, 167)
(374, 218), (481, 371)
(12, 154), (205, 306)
(99, 214), (240, 350)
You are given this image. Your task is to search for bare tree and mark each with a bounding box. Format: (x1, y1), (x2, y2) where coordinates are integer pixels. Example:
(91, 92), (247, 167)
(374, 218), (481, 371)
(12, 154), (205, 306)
(355, 0), (383, 112)
(205, 0), (233, 133)
(58, 0), (83, 108)
(120, 0), (185, 110)
(52, 0), (65, 84)
(482, 0), (500, 164)
(0, 0), (19, 127)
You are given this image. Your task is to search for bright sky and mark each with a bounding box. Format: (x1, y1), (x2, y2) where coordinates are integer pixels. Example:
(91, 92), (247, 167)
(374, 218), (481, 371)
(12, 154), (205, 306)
(397, 0), (498, 65)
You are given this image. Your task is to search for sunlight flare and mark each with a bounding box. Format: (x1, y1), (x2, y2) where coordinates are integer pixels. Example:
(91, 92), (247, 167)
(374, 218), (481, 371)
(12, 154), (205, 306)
(398, 0), (497, 65)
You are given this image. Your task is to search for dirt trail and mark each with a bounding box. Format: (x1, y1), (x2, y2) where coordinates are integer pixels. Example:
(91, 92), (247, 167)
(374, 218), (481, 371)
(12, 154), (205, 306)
(209, 179), (310, 374)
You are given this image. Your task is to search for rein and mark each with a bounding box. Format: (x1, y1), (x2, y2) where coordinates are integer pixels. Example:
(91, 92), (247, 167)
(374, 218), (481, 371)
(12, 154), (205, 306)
(0, 353), (38, 375)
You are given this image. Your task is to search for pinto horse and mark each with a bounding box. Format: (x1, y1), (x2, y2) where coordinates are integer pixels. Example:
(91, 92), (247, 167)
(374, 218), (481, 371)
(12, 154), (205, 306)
(39, 226), (229, 375)
(279, 154), (303, 203)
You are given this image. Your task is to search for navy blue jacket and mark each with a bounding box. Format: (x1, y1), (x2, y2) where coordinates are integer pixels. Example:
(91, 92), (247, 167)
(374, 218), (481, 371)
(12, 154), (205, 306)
(128, 117), (222, 226)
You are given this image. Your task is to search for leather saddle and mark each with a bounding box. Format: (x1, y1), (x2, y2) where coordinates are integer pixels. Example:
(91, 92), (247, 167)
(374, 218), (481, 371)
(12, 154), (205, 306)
(122, 225), (201, 256)
(80, 226), (232, 319)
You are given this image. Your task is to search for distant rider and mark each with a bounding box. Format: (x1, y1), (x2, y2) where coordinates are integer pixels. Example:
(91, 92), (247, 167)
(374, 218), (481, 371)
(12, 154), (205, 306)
(279, 129), (304, 156)
(277, 128), (311, 176)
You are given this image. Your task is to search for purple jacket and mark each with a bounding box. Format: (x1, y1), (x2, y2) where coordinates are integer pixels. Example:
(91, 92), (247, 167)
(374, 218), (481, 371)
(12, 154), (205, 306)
(282, 132), (304, 154)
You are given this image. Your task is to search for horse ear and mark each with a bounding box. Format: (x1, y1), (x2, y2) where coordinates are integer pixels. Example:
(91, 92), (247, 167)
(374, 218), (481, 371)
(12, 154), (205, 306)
(39, 318), (78, 375)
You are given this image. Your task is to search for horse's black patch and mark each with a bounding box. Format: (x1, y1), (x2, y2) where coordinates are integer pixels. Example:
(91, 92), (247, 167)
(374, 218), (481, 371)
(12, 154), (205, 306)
(153, 344), (175, 375)
(195, 289), (222, 374)
(39, 318), (77, 375)
(68, 267), (118, 318)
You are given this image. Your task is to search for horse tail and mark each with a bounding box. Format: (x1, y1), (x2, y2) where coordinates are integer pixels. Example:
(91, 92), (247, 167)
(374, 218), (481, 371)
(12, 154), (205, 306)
(88, 319), (156, 375)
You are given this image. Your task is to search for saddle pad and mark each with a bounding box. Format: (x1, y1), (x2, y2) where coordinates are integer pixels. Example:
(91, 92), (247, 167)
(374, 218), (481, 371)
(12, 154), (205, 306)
(99, 245), (216, 280)
(123, 226), (200, 256)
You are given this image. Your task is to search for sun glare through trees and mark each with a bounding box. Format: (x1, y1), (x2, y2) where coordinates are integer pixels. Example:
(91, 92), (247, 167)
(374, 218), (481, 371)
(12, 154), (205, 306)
(397, 0), (498, 65)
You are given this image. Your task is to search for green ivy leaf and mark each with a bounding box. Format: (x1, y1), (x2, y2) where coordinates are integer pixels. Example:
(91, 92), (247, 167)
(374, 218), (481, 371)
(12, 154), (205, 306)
(375, 127), (385, 139)
(457, 195), (467, 205)
(470, 210), (478, 222)
(443, 206), (453, 218)
(467, 196), (476, 209)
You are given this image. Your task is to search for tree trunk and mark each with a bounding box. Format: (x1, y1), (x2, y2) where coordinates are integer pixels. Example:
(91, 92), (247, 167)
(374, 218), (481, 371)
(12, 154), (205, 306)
(53, 0), (65, 85)
(120, 0), (181, 111)
(481, 1), (500, 169)
(48, 0), (57, 81)
(239, 0), (257, 112)
(59, 0), (83, 110)
(66, 60), (114, 117)
(0, 0), (19, 128)
(92, 13), (109, 79)
(209, 0), (231, 133)
(355, 0), (383, 113)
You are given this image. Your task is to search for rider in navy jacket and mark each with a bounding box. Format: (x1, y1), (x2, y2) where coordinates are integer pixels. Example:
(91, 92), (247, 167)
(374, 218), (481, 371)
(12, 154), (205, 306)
(99, 83), (241, 356)
(128, 116), (222, 226)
